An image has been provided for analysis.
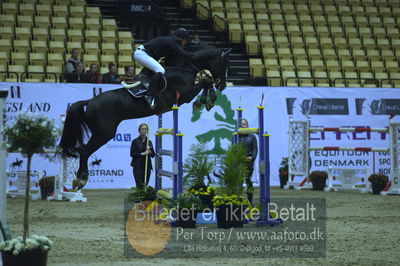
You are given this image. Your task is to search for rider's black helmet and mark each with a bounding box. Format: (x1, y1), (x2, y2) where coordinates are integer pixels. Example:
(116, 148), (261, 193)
(174, 28), (190, 39)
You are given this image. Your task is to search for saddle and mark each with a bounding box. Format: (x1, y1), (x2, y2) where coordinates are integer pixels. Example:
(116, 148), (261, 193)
(122, 69), (167, 98)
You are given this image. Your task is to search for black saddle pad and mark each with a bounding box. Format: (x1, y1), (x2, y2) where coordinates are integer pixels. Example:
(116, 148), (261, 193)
(126, 83), (148, 98)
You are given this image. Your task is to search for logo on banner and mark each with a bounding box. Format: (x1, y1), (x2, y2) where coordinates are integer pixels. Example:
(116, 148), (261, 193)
(93, 87), (103, 97)
(355, 98), (366, 115)
(302, 98), (349, 115)
(113, 133), (132, 142)
(286, 98), (349, 115)
(9, 86), (21, 98)
(89, 169), (124, 177)
(90, 156), (102, 169)
(191, 91), (236, 154)
(370, 99), (400, 115)
(9, 158), (23, 170)
(286, 98), (296, 115)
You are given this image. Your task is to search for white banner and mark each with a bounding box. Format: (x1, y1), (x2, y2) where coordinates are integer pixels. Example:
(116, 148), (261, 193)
(1, 82), (399, 188)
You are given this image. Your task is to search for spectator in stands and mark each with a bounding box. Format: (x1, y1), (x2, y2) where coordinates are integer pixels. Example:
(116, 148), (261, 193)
(65, 62), (87, 83)
(120, 65), (136, 83)
(103, 63), (120, 84)
(86, 63), (102, 84)
(66, 49), (85, 73)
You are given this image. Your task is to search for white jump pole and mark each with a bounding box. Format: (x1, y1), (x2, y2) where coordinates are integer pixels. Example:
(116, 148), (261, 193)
(0, 89), (9, 266)
(0, 90), (8, 229)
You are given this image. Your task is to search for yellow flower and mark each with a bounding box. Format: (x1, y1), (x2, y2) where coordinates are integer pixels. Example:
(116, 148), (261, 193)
(157, 190), (171, 199)
(243, 199), (251, 207)
(159, 209), (169, 220)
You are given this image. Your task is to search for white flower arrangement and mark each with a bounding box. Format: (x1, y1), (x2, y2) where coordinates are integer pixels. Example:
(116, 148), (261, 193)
(0, 235), (52, 255)
(1, 110), (60, 155)
(1, 111), (58, 258)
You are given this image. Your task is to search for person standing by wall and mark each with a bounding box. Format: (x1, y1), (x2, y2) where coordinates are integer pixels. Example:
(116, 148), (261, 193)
(130, 123), (155, 188)
(238, 118), (258, 205)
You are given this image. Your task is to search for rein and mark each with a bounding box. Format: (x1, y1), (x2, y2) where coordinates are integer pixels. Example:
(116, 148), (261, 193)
(188, 56), (222, 85)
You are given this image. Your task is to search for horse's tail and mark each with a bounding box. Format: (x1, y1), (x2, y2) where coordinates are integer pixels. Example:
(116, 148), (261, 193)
(58, 100), (90, 158)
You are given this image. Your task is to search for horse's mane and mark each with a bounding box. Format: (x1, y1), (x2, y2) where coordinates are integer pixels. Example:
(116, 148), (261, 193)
(164, 41), (220, 68)
(185, 41), (217, 52)
(191, 48), (220, 62)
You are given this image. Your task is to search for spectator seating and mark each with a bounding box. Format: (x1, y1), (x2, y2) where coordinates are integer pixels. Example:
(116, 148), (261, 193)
(0, 0), (135, 82)
(195, 0), (400, 87)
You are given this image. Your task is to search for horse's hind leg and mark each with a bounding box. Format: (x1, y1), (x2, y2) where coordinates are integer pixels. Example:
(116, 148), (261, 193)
(74, 133), (114, 189)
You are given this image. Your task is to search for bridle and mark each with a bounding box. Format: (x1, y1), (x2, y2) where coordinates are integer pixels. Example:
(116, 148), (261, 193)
(188, 50), (229, 89)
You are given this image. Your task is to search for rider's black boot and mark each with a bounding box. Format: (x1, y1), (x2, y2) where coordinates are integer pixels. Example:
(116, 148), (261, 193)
(147, 72), (164, 109)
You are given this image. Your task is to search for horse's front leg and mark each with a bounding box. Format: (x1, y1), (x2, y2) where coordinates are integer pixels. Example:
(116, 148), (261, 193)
(192, 79), (214, 111)
(206, 87), (217, 111)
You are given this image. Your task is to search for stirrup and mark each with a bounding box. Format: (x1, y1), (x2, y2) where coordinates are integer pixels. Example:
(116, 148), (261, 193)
(144, 95), (156, 109)
(150, 98), (156, 109)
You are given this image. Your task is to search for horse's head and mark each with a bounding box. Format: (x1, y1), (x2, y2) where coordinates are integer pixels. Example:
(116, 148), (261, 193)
(190, 46), (231, 91)
(209, 48), (231, 91)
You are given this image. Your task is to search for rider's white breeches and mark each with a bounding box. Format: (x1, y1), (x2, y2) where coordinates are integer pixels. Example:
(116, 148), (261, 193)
(133, 45), (165, 74)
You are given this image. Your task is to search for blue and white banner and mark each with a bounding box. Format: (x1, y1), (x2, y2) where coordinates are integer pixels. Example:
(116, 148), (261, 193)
(1, 82), (399, 188)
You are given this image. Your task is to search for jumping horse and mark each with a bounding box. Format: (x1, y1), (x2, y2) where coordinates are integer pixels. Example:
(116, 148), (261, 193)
(58, 44), (231, 189)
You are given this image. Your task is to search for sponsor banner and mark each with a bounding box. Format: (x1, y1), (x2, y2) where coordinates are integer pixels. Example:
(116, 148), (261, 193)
(0, 82), (399, 188)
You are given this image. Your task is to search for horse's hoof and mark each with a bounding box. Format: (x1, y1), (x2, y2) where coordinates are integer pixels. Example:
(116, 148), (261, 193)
(72, 179), (79, 190)
(73, 179), (87, 190)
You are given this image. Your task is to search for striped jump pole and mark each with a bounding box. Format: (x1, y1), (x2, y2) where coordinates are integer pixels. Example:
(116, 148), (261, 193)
(0, 89), (11, 247)
(310, 147), (390, 152)
(309, 127), (389, 133)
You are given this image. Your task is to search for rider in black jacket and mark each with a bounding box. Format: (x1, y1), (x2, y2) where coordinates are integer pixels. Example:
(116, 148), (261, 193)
(133, 28), (193, 109)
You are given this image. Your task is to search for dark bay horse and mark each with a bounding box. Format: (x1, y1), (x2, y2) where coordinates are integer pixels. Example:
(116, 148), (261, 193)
(58, 45), (231, 189)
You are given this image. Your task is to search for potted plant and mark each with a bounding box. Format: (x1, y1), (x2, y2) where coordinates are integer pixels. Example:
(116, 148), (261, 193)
(38, 176), (55, 200)
(308, 171), (328, 191)
(183, 142), (216, 210)
(278, 157), (289, 189)
(368, 174), (389, 194)
(127, 186), (157, 203)
(213, 144), (250, 228)
(188, 186), (216, 210)
(158, 191), (203, 228)
(0, 111), (58, 265)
